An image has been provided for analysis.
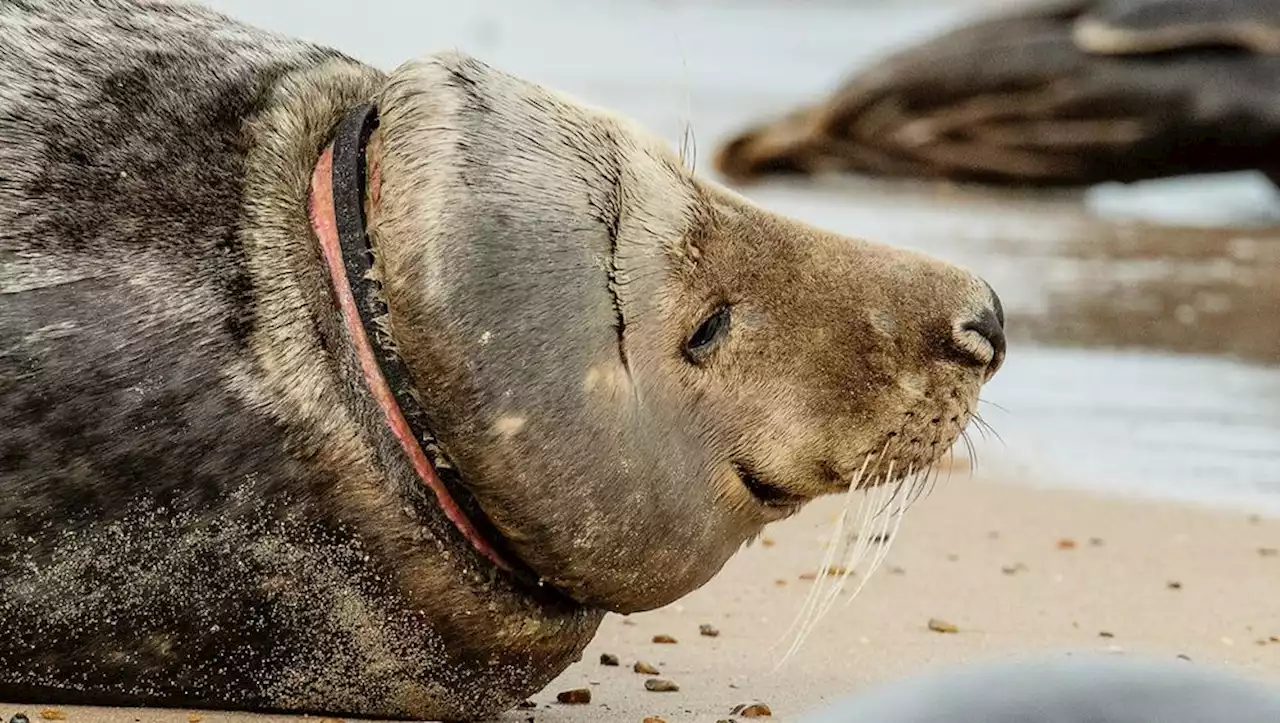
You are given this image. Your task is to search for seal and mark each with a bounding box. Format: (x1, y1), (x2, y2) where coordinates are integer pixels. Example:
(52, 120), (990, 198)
(0, 0), (1007, 720)
(712, 0), (1280, 188)
(799, 653), (1280, 722)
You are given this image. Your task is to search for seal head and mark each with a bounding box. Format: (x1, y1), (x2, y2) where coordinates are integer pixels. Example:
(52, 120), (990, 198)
(365, 52), (1006, 613)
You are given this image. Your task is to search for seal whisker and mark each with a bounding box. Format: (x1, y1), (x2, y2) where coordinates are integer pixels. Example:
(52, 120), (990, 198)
(785, 471), (885, 662)
(774, 450), (880, 667)
(772, 453), (871, 665)
(978, 397), (1010, 413)
(972, 412), (1005, 446)
(801, 460), (900, 645)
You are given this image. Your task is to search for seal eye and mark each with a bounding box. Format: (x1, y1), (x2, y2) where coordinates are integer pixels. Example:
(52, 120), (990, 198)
(684, 305), (732, 364)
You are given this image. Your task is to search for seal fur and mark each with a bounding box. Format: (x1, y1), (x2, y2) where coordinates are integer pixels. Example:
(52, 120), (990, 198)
(0, 0), (1006, 719)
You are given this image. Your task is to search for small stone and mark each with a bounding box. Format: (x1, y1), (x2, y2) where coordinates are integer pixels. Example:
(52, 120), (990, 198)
(1001, 562), (1028, 575)
(761, 537), (776, 547)
(1057, 538), (1077, 550)
(927, 618), (958, 634)
(699, 623), (721, 637)
(10, 715), (31, 723)
(1089, 537), (1105, 547)
(888, 565), (906, 575)
(1177, 654), (1193, 661)
(798, 571), (817, 580)
(622, 617), (638, 626)
(733, 702), (774, 717)
(634, 661), (661, 675)
(645, 678), (679, 692)
(946, 553), (960, 562)
(774, 579), (787, 586)
(652, 634), (678, 644)
(600, 652), (620, 666)
(38, 712), (65, 722)
(517, 700), (537, 709)
(557, 688), (592, 705)
(188, 715), (203, 723)
(1259, 547), (1278, 557)
(1167, 581), (1183, 590)
(1271, 636), (1280, 643)
(717, 720), (737, 723)
(1099, 631), (1115, 638)
(644, 718), (669, 723)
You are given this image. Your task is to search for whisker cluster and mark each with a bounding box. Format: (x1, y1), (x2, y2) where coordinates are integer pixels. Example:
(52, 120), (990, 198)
(771, 445), (934, 669)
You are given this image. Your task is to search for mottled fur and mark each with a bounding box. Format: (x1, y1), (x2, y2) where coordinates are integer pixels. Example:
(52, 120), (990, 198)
(0, 1), (595, 720)
(0, 0), (1004, 720)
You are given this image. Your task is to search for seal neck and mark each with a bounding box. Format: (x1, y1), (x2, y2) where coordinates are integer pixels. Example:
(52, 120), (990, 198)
(307, 103), (516, 575)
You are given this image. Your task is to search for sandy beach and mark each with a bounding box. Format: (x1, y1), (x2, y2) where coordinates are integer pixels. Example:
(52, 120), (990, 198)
(6, 474), (1277, 723)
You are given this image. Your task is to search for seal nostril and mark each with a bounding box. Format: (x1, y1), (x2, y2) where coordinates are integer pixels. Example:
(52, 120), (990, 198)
(956, 305), (1006, 376)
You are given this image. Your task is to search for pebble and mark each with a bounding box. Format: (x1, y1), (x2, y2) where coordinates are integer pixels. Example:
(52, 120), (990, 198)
(1001, 562), (1028, 575)
(699, 623), (720, 637)
(652, 634), (678, 644)
(1057, 538), (1077, 550)
(188, 715), (203, 723)
(645, 678), (680, 692)
(927, 618), (959, 633)
(10, 715), (30, 723)
(733, 702), (774, 717)
(634, 661), (661, 675)
(1099, 631), (1115, 638)
(1259, 548), (1278, 557)
(38, 712), (65, 722)
(600, 652), (620, 666)
(517, 700), (537, 709)
(643, 717), (668, 723)
(1167, 581), (1183, 590)
(557, 688), (592, 705)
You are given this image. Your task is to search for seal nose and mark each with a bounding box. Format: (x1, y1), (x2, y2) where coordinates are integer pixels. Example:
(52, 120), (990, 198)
(951, 282), (1006, 380)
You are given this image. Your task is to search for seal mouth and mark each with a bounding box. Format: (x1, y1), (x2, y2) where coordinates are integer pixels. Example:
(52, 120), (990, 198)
(733, 461), (811, 511)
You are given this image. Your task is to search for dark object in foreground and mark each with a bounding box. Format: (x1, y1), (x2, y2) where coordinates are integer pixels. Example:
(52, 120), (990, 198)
(715, 0), (1280, 188)
(798, 652), (1280, 722)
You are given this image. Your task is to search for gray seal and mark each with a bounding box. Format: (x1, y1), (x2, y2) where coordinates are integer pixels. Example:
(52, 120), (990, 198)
(713, 0), (1280, 188)
(0, 0), (1007, 720)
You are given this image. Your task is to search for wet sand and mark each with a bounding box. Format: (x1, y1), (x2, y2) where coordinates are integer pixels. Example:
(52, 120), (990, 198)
(7, 0), (1280, 721)
(7, 478), (1278, 722)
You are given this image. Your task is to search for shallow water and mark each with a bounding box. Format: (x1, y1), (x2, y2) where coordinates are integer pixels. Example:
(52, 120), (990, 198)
(204, 0), (1280, 514)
